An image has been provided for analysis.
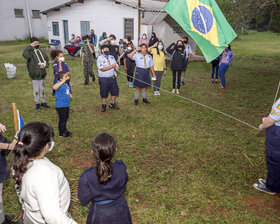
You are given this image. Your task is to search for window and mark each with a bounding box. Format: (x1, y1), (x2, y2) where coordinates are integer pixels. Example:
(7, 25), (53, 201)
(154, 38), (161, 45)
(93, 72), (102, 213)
(32, 10), (41, 18)
(124, 18), (134, 40)
(14, 9), (24, 18)
(52, 22), (59, 36)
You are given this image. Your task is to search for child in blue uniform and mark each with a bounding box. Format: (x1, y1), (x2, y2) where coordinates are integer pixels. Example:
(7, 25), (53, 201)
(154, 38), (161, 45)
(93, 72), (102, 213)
(254, 98), (280, 194)
(53, 71), (72, 138)
(129, 44), (156, 105)
(50, 50), (72, 96)
(78, 133), (132, 224)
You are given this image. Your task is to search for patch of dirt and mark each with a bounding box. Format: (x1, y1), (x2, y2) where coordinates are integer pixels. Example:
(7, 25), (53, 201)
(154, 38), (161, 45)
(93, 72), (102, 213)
(241, 195), (280, 218)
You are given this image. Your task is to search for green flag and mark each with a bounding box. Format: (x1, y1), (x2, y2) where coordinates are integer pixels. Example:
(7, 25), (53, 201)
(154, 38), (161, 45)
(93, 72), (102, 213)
(164, 0), (237, 62)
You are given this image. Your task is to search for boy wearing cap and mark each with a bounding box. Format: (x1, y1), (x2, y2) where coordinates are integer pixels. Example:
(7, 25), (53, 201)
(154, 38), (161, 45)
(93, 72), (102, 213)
(22, 37), (50, 110)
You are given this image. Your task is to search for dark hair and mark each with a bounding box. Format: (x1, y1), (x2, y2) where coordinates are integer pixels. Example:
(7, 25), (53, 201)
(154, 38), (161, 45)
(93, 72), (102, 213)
(84, 35), (90, 40)
(82, 35), (87, 41)
(12, 122), (54, 191)
(92, 133), (116, 185)
(183, 36), (188, 43)
(227, 44), (231, 51)
(175, 40), (184, 50)
(140, 43), (148, 48)
(50, 50), (63, 60)
(127, 36), (132, 42)
(57, 71), (66, 80)
(151, 32), (157, 39)
(109, 34), (116, 40)
(30, 37), (39, 43)
(102, 32), (107, 37)
(157, 41), (165, 55)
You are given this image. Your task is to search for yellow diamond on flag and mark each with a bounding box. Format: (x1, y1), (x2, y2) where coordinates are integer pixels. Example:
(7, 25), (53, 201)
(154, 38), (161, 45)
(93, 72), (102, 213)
(186, 0), (219, 47)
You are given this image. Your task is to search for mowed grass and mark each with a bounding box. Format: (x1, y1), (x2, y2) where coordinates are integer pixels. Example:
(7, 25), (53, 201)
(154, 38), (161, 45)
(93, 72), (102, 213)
(0, 31), (280, 223)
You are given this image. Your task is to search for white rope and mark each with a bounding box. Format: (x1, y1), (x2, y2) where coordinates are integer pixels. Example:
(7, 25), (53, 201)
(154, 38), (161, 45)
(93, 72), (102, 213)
(116, 68), (259, 131)
(34, 49), (46, 65)
(273, 80), (280, 104)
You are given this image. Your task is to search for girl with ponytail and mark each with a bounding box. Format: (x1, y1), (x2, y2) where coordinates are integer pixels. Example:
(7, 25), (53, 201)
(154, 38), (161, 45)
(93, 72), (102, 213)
(12, 122), (77, 224)
(78, 133), (132, 224)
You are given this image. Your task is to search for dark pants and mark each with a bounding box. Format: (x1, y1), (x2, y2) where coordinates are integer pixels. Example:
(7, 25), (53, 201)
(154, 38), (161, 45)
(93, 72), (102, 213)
(56, 107), (69, 135)
(72, 46), (81, 56)
(99, 76), (119, 98)
(153, 71), (163, 92)
(84, 61), (95, 84)
(126, 65), (135, 82)
(211, 63), (219, 79)
(265, 125), (280, 192)
(172, 70), (181, 89)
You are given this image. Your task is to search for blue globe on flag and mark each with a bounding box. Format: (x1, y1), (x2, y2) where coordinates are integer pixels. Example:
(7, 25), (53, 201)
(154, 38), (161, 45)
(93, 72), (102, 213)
(191, 6), (213, 34)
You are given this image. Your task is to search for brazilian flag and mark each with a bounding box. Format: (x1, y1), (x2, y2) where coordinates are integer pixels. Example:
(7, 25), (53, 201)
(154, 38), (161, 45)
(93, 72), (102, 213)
(164, 0), (237, 63)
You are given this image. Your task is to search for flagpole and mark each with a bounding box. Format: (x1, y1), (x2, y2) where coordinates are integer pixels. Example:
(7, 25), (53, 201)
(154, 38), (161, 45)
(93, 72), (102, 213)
(138, 0), (141, 43)
(12, 103), (18, 135)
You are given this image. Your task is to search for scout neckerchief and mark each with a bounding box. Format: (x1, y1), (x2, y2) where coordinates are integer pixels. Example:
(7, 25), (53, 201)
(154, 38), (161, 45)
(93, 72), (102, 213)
(34, 49), (46, 65)
(103, 54), (111, 66)
(143, 54), (147, 69)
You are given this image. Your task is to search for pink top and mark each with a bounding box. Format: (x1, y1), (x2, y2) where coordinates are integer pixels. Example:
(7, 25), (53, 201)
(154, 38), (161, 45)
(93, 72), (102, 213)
(139, 38), (150, 47)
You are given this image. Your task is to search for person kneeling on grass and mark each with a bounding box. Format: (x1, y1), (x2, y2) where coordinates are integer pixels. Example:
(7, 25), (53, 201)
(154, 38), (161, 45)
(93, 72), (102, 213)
(12, 122), (77, 224)
(78, 133), (132, 224)
(53, 71), (72, 138)
(254, 98), (280, 195)
(97, 45), (120, 112)
(22, 37), (50, 110)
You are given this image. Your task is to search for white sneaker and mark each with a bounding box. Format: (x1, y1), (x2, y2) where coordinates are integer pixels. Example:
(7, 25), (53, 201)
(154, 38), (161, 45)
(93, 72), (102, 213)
(153, 91), (157, 96)
(157, 91), (160, 96)
(152, 77), (156, 81)
(176, 89), (180, 95)
(172, 89), (176, 93)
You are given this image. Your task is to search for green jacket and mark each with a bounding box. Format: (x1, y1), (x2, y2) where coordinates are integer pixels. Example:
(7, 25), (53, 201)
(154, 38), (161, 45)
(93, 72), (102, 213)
(22, 46), (49, 80)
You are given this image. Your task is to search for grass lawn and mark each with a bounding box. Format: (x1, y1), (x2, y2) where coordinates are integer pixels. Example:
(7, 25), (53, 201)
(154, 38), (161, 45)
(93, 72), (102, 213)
(0, 31), (280, 223)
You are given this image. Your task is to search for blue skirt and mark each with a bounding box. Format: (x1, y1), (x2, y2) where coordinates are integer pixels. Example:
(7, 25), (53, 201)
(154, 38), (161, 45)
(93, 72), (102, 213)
(86, 196), (132, 224)
(133, 68), (151, 88)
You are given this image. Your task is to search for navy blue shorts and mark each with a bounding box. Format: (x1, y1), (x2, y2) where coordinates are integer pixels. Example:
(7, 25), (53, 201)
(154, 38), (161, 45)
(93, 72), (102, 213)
(99, 76), (119, 98)
(133, 68), (151, 88)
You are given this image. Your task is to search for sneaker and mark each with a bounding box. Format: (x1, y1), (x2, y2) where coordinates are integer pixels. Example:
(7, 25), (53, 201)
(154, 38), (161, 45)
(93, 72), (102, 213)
(181, 81), (185, 86)
(36, 104), (40, 110)
(215, 79), (218, 83)
(172, 89), (176, 93)
(92, 76), (96, 82)
(41, 103), (50, 109)
(3, 214), (22, 224)
(153, 91), (158, 96)
(152, 77), (156, 81)
(101, 104), (106, 112)
(143, 98), (150, 104)
(157, 91), (161, 96)
(176, 89), (180, 95)
(211, 79), (214, 83)
(134, 99), (138, 106)
(258, 178), (266, 185)
(109, 103), (119, 110)
(253, 183), (276, 195)
(128, 82), (134, 87)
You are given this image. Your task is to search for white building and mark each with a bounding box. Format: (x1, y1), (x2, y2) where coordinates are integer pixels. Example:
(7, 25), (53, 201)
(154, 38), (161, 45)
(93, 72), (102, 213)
(41, 0), (197, 53)
(0, 0), (68, 41)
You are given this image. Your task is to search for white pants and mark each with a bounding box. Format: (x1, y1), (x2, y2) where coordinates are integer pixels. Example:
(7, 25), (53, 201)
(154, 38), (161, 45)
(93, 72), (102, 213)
(32, 80), (45, 104)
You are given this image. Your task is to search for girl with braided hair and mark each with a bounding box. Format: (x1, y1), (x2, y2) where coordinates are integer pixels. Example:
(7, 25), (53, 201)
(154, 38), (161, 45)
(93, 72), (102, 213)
(78, 133), (132, 224)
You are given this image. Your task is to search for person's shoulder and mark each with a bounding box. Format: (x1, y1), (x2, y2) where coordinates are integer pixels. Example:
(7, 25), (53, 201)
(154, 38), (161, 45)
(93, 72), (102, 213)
(109, 55), (115, 60)
(114, 160), (127, 169)
(97, 55), (104, 60)
(273, 99), (280, 110)
(53, 61), (58, 66)
(80, 167), (96, 181)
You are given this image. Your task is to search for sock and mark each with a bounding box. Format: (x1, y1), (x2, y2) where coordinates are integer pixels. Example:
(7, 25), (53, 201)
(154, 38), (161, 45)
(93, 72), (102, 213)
(181, 76), (184, 81)
(110, 100), (115, 104)
(142, 92), (147, 99)
(135, 92), (139, 100)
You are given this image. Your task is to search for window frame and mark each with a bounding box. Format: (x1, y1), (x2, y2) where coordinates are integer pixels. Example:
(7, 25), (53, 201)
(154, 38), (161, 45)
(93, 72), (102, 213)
(14, 9), (24, 18)
(124, 18), (134, 40)
(52, 22), (59, 36)
(32, 10), (41, 19)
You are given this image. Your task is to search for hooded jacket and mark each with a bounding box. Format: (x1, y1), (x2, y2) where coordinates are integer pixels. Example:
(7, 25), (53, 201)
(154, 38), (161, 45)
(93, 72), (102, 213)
(166, 43), (186, 71)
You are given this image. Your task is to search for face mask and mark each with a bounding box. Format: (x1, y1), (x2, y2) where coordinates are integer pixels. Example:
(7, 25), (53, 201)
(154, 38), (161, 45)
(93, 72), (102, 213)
(158, 45), (163, 50)
(59, 57), (65, 62)
(34, 45), (40, 49)
(178, 45), (183, 49)
(104, 51), (110, 56)
(143, 36), (147, 39)
(48, 141), (55, 152)
(111, 40), (117, 45)
(127, 47), (132, 51)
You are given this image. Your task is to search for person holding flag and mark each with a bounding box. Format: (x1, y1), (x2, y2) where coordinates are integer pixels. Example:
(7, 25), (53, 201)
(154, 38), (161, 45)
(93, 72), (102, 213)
(164, 0), (236, 63)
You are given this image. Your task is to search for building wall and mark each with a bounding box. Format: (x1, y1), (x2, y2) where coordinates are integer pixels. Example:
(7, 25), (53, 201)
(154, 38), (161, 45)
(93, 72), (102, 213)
(0, 0), (67, 41)
(46, 0), (139, 46)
